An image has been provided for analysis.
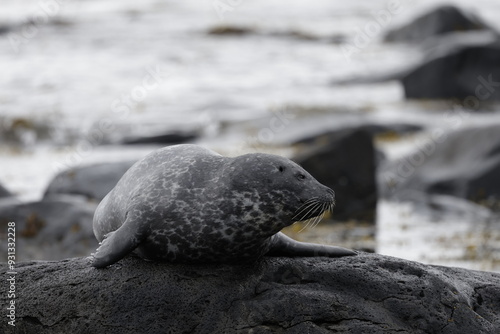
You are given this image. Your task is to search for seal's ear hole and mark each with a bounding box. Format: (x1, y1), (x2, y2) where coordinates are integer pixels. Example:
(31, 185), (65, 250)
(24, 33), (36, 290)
(278, 166), (285, 172)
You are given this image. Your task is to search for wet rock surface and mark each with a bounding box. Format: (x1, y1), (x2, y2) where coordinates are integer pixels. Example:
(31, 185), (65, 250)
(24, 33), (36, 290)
(2, 254), (499, 334)
(0, 196), (97, 262)
(44, 160), (137, 201)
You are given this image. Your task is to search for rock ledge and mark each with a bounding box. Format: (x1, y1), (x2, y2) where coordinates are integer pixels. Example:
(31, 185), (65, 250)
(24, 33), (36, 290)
(1, 254), (499, 333)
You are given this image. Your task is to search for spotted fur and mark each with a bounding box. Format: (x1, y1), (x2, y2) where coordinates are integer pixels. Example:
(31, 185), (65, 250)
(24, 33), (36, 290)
(92, 144), (355, 268)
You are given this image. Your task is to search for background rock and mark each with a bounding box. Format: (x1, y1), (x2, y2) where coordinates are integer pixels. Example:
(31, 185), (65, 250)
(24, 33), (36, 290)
(2, 254), (499, 333)
(122, 132), (198, 145)
(401, 41), (500, 100)
(0, 183), (11, 198)
(379, 125), (500, 209)
(385, 5), (493, 43)
(44, 160), (137, 201)
(0, 24), (10, 35)
(0, 196), (97, 262)
(293, 128), (377, 223)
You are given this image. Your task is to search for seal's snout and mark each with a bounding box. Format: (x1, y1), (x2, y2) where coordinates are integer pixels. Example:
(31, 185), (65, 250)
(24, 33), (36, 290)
(326, 188), (335, 202)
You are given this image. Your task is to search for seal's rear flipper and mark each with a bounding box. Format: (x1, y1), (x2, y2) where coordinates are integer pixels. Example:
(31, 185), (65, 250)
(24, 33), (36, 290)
(92, 221), (144, 268)
(267, 232), (357, 258)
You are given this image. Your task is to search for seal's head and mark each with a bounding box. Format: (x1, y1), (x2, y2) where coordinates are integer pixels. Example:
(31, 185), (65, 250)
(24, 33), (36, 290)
(226, 153), (335, 231)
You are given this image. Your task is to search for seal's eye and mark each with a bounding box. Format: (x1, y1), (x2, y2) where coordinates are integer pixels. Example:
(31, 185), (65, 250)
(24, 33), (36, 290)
(297, 173), (306, 180)
(278, 166), (285, 172)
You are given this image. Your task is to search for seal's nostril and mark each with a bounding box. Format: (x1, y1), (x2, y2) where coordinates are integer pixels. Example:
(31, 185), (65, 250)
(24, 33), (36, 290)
(327, 188), (335, 198)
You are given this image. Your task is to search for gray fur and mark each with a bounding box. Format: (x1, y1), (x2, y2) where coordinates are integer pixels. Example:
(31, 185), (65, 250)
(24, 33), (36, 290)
(92, 144), (356, 268)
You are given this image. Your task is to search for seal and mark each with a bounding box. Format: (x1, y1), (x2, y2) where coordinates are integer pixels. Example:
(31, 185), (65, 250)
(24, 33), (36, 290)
(92, 144), (356, 268)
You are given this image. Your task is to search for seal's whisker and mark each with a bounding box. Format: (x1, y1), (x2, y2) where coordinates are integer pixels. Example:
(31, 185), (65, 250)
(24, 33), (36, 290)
(298, 198), (319, 208)
(294, 204), (317, 223)
(311, 206), (327, 229)
(307, 216), (320, 231)
(300, 203), (330, 231)
(292, 199), (320, 220)
(297, 213), (318, 232)
(292, 205), (313, 221)
(326, 202), (334, 216)
(295, 202), (321, 220)
(308, 205), (324, 229)
(300, 198), (320, 209)
(297, 219), (311, 233)
(311, 206), (325, 228)
(297, 201), (322, 221)
(293, 201), (315, 216)
(311, 202), (332, 229)
(296, 202), (323, 232)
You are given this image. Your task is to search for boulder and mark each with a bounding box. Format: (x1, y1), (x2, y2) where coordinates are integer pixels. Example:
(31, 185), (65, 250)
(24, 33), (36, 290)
(2, 254), (499, 333)
(0, 183), (12, 198)
(385, 5), (493, 43)
(0, 25), (10, 35)
(401, 41), (500, 100)
(44, 160), (137, 201)
(379, 125), (500, 208)
(293, 128), (377, 223)
(0, 196), (97, 262)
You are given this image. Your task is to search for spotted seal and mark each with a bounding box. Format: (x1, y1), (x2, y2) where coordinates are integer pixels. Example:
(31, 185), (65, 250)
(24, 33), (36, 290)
(92, 144), (356, 268)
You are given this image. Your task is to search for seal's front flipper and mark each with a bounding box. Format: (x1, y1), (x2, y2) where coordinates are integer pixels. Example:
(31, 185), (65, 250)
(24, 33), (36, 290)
(92, 221), (145, 268)
(267, 232), (357, 258)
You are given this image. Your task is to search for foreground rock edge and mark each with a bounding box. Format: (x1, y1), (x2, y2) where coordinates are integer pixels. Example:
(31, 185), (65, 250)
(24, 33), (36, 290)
(1, 253), (499, 333)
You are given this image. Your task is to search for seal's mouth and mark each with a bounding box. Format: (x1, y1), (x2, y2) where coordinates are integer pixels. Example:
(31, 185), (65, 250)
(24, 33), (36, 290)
(291, 197), (335, 223)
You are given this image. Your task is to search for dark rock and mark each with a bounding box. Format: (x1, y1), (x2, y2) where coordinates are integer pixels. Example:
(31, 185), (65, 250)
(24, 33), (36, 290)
(0, 196), (97, 262)
(2, 254), (499, 333)
(122, 132), (198, 145)
(334, 30), (499, 88)
(402, 41), (500, 100)
(44, 160), (137, 201)
(0, 183), (11, 198)
(0, 25), (10, 35)
(385, 5), (493, 43)
(293, 128), (377, 223)
(358, 123), (423, 137)
(379, 125), (500, 209)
